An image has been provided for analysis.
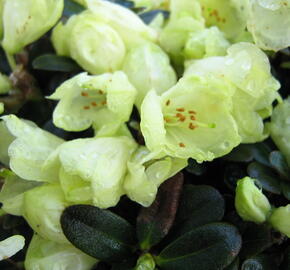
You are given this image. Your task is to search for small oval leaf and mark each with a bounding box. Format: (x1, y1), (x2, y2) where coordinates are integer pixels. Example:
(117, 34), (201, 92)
(139, 10), (170, 24)
(252, 143), (272, 167)
(269, 151), (290, 181)
(61, 205), (136, 262)
(224, 144), (254, 163)
(241, 254), (278, 270)
(156, 223), (242, 270)
(63, 0), (85, 17)
(32, 54), (81, 72)
(172, 185), (225, 238)
(281, 181), (290, 200)
(247, 162), (281, 194)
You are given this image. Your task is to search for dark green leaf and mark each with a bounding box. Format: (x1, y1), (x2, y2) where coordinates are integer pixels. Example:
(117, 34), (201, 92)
(239, 224), (273, 259)
(281, 181), (290, 200)
(32, 54), (80, 72)
(269, 151), (290, 181)
(111, 258), (137, 270)
(139, 10), (170, 24)
(156, 223), (242, 270)
(185, 159), (207, 176)
(252, 143), (272, 167)
(105, 0), (134, 8)
(241, 254), (278, 270)
(224, 164), (246, 191)
(224, 257), (239, 270)
(61, 205), (136, 262)
(63, 0), (85, 17)
(137, 173), (184, 250)
(223, 144), (254, 163)
(172, 185), (225, 238)
(247, 162), (281, 194)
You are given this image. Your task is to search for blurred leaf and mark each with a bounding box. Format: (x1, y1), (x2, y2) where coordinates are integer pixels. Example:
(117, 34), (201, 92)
(185, 159), (207, 176)
(137, 173), (184, 250)
(269, 151), (290, 181)
(61, 205), (136, 262)
(111, 258), (136, 270)
(171, 185), (225, 239)
(139, 10), (169, 24)
(241, 254), (278, 270)
(224, 144), (254, 163)
(224, 164), (246, 191)
(105, 0), (134, 8)
(281, 181), (290, 200)
(156, 223), (242, 270)
(252, 143), (272, 167)
(247, 162), (281, 194)
(63, 0), (85, 17)
(239, 224), (273, 259)
(224, 257), (239, 270)
(32, 54), (80, 72)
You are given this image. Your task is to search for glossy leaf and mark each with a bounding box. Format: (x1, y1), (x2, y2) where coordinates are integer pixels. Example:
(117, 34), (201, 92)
(252, 143), (272, 167)
(224, 257), (239, 270)
(32, 54), (81, 72)
(281, 181), (290, 200)
(139, 10), (169, 24)
(156, 223), (242, 270)
(137, 173), (184, 250)
(247, 162), (281, 194)
(63, 0), (85, 17)
(185, 158), (207, 176)
(239, 224), (273, 259)
(224, 144), (254, 163)
(281, 246), (290, 270)
(61, 205), (136, 262)
(269, 151), (290, 181)
(172, 185), (225, 238)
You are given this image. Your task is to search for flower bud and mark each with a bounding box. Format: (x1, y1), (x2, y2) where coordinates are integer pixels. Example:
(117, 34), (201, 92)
(235, 177), (271, 224)
(2, 0), (64, 54)
(269, 205), (290, 238)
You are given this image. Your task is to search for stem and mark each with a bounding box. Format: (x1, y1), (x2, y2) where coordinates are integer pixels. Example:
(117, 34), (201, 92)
(6, 52), (17, 71)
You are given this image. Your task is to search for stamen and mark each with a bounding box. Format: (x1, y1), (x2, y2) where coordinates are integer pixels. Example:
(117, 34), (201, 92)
(188, 110), (196, 114)
(166, 100), (170, 106)
(190, 115), (196, 121)
(179, 116), (186, 122)
(179, 142), (186, 148)
(176, 113), (183, 118)
(91, 102), (97, 107)
(176, 108), (185, 112)
(189, 123), (196, 130)
(98, 90), (104, 95)
(83, 106), (90, 110)
(81, 92), (89, 97)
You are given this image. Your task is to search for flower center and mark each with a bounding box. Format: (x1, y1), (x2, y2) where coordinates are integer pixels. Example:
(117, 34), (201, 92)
(163, 100), (216, 148)
(80, 84), (107, 110)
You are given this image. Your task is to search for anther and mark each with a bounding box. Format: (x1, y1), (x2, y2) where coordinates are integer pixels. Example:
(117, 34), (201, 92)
(166, 100), (170, 106)
(81, 92), (89, 97)
(188, 110), (196, 114)
(176, 108), (185, 112)
(91, 102), (97, 107)
(190, 115), (196, 121)
(189, 123), (196, 130)
(98, 90), (104, 95)
(83, 106), (90, 110)
(179, 142), (186, 148)
(179, 116), (186, 122)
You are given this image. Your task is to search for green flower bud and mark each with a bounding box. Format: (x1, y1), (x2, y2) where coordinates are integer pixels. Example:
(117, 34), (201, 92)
(124, 146), (187, 206)
(25, 234), (97, 270)
(140, 74), (241, 162)
(235, 177), (271, 224)
(2, 0), (64, 54)
(123, 43), (177, 108)
(23, 184), (70, 243)
(0, 235), (25, 261)
(52, 11), (126, 74)
(49, 72), (136, 136)
(269, 205), (290, 238)
(135, 253), (156, 270)
(268, 97), (290, 166)
(0, 73), (12, 94)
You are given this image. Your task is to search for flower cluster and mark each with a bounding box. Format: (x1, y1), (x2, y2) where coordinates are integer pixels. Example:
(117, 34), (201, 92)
(0, 0), (289, 268)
